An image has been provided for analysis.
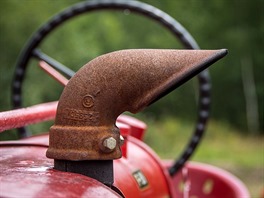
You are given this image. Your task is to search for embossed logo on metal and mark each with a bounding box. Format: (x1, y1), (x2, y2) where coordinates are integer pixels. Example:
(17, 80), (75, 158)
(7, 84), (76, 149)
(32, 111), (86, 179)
(132, 170), (149, 189)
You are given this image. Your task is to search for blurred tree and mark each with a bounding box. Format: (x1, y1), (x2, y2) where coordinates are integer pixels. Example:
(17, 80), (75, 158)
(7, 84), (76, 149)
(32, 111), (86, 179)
(0, 0), (263, 136)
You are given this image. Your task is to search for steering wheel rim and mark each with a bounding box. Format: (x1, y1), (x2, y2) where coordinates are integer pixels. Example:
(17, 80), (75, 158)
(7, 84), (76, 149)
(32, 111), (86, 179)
(12, 0), (211, 176)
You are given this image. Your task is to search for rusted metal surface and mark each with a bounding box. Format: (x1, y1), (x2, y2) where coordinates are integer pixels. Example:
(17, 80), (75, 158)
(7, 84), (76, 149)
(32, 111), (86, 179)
(0, 101), (57, 132)
(47, 49), (227, 162)
(116, 122), (131, 158)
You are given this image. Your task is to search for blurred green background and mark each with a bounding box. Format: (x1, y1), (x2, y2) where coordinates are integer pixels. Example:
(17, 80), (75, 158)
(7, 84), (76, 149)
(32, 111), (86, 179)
(0, 0), (263, 196)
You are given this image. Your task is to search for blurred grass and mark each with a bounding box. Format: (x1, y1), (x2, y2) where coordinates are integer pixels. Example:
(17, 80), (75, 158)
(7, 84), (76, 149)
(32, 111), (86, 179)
(141, 116), (263, 197)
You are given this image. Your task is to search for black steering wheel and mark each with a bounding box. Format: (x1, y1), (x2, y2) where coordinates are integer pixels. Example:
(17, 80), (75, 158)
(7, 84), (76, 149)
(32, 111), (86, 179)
(12, 0), (211, 176)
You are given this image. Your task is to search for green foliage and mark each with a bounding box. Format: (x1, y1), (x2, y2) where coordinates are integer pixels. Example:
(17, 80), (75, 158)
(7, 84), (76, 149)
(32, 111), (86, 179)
(0, 0), (263, 134)
(143, 116), (263, 197)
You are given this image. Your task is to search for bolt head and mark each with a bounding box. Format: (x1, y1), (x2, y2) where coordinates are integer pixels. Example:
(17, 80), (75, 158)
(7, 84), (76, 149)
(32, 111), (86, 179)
(103, 137), (117, 150)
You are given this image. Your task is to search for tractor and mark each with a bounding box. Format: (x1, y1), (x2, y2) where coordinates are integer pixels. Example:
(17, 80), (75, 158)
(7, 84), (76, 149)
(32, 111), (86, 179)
(0, 1), (249, 197)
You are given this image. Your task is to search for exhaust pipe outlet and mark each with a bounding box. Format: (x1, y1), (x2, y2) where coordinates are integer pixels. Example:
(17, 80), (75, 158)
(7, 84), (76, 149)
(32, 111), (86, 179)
(46, 49), (227, 161)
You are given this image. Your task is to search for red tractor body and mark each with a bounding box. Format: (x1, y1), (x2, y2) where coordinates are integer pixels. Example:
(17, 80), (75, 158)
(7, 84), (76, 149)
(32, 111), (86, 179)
(0, 110), (249, 197)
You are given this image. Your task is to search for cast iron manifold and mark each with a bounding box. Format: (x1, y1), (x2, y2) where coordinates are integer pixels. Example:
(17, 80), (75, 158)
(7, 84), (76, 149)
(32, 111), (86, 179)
(46, 49), (227, 185)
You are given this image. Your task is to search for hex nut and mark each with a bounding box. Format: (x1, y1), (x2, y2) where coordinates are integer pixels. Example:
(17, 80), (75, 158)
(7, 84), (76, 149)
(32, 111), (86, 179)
(103, 137), (117, 150)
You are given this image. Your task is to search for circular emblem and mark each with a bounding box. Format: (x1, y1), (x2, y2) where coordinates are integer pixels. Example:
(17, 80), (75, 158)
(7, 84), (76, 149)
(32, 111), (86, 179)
(82, 95), (94, 108)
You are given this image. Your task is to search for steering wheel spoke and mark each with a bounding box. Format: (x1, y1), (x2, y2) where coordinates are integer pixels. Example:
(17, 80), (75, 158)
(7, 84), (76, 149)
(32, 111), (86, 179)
(32, 49), (75, 78)
(38, 61), (69, 86)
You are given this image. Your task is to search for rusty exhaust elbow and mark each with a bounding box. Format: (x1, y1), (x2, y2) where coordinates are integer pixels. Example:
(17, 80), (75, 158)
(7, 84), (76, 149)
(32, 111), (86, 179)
(46, 49), (227, 161)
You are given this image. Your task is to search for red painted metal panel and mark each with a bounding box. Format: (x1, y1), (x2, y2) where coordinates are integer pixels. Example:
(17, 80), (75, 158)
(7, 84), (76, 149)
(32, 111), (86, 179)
(116, 122), (131, 158)
(0, 127), (171, 197)
(114, 136), (171, 197)
(0, 115), (249, 198)
(0, 102), (57, 132)
(117, 115), (147, 140)
(0, 145), (120, 197)
(163, 161), (250, 198)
